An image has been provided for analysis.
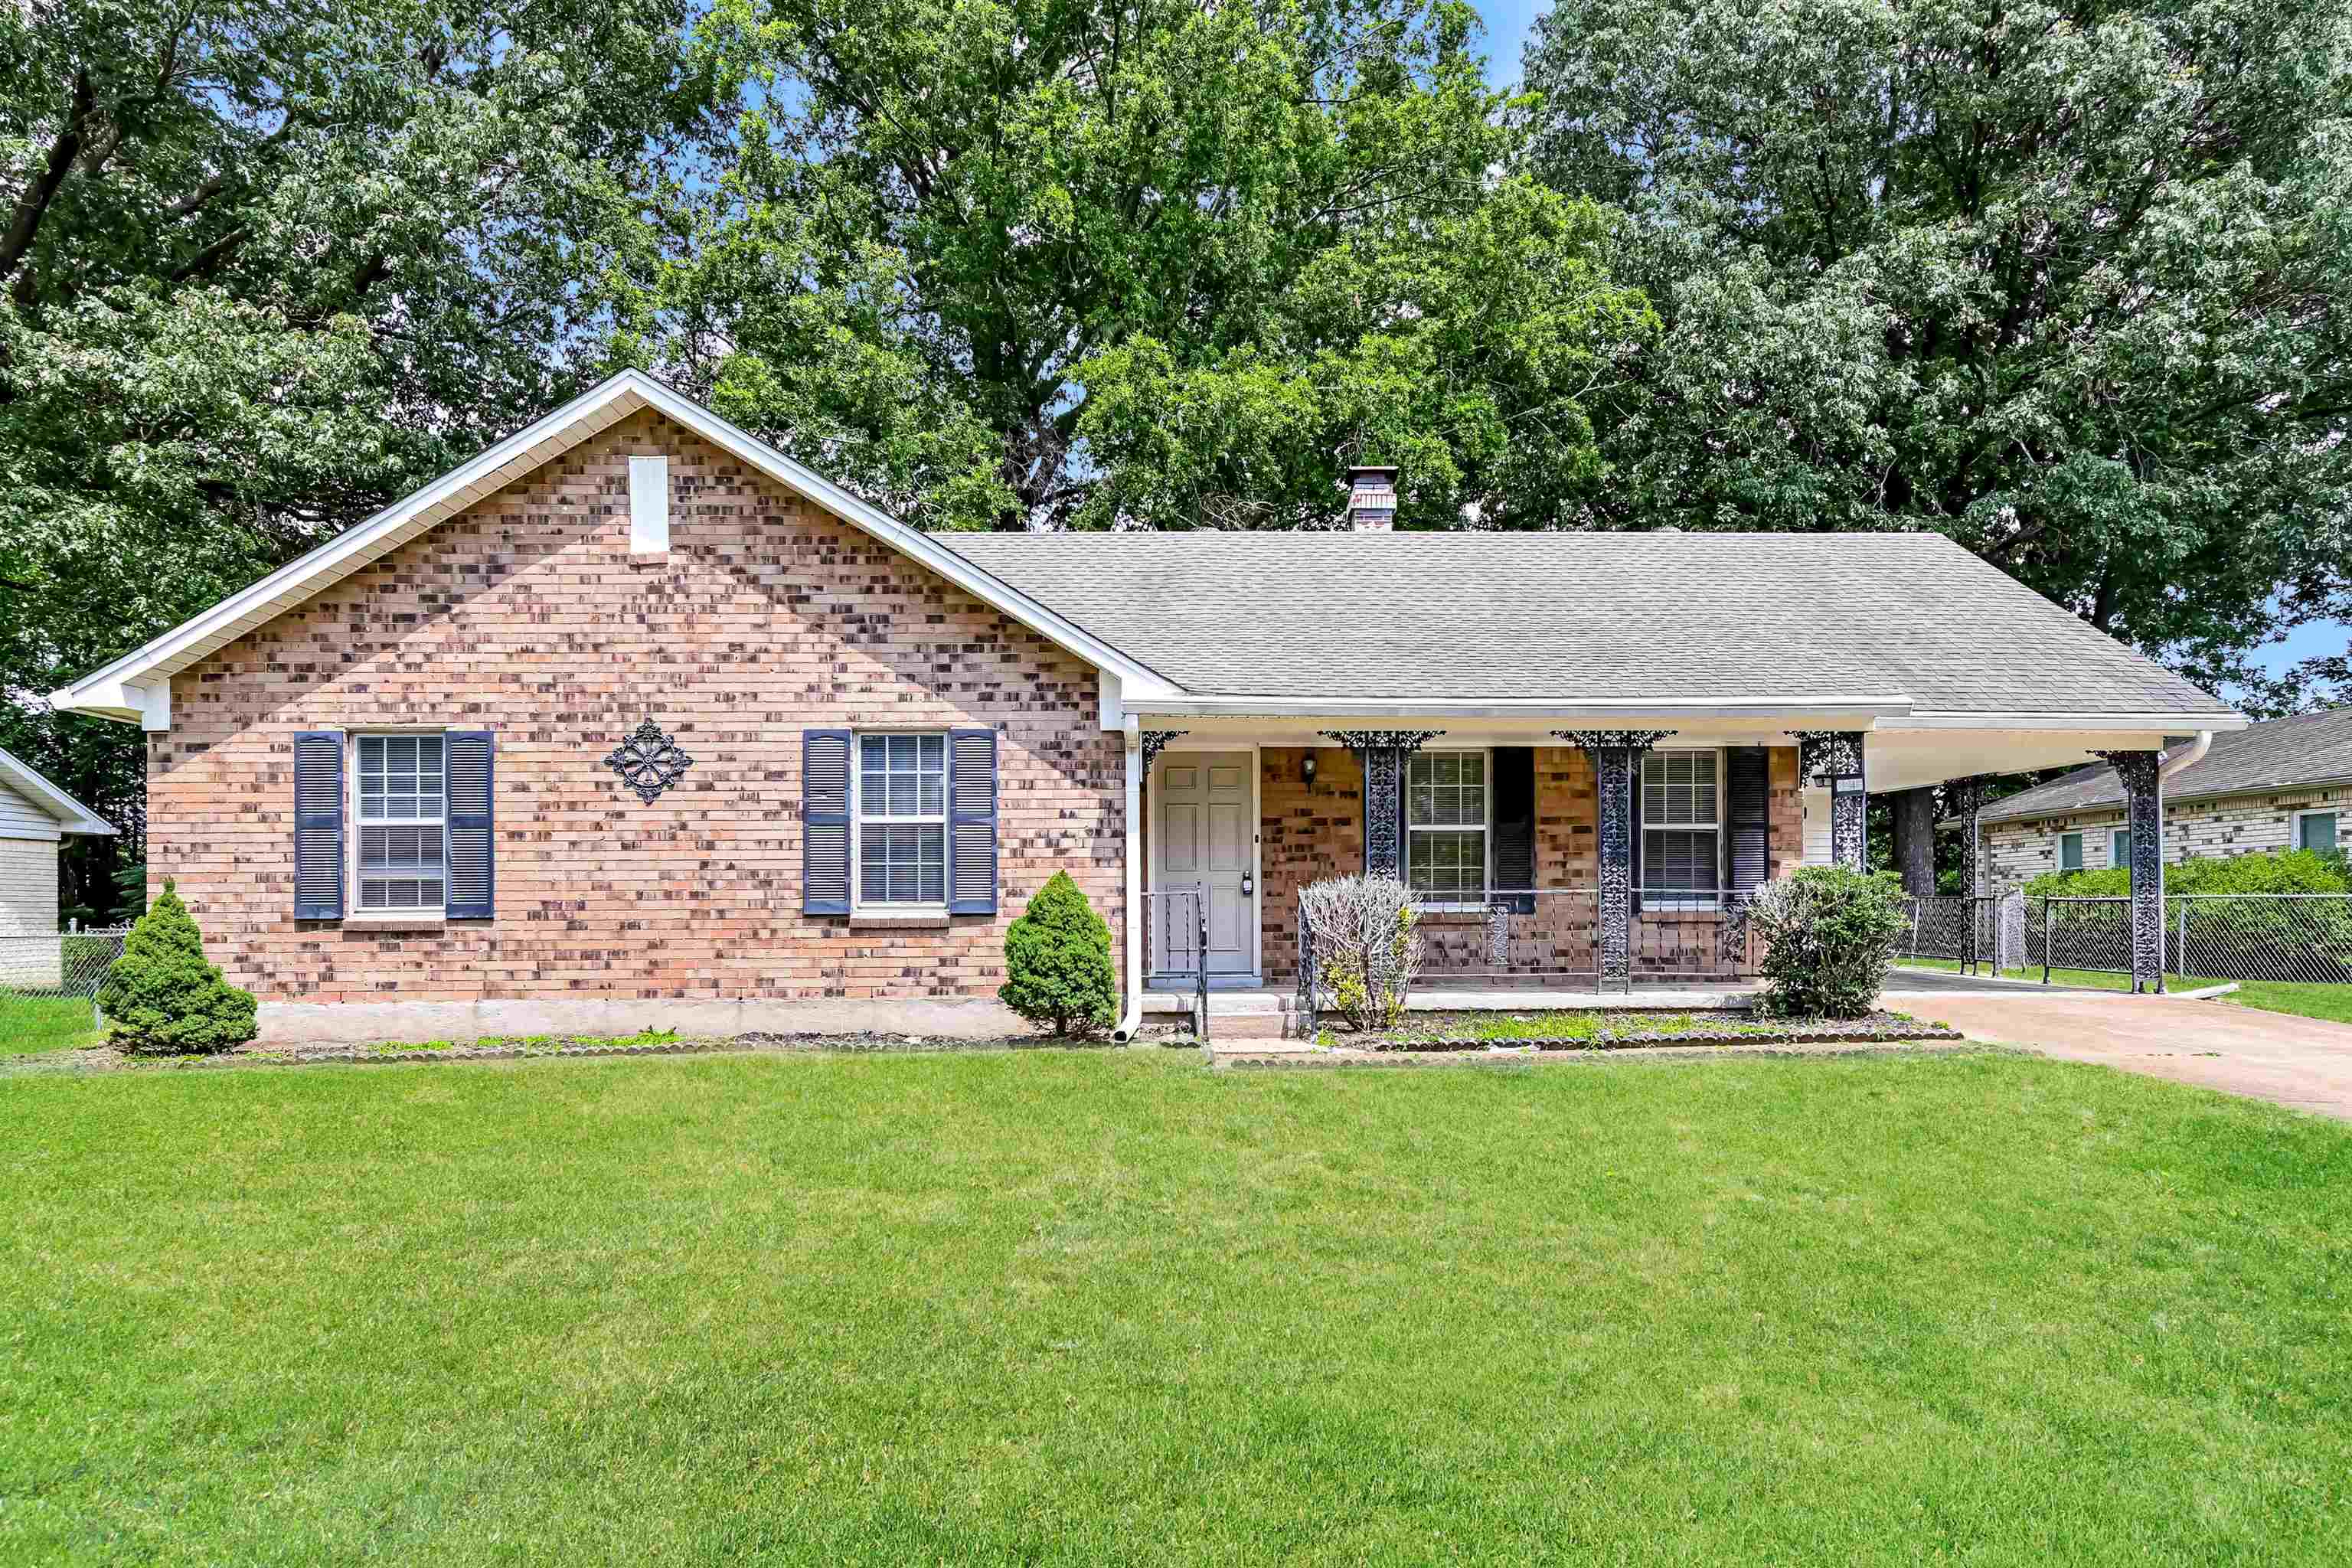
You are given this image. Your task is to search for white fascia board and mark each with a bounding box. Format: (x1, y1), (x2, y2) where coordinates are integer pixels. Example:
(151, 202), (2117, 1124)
(1877, 710), (2249, 732)
(0, 746), (116, 835)
(1129, 694), (1915, 722)
(51, 370), (1178, 727)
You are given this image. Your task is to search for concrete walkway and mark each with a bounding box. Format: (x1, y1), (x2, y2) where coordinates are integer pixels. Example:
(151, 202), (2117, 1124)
(1903, 991), (2352, 1121)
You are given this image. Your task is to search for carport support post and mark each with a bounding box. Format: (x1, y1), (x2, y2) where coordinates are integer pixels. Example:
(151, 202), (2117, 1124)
(1561, 730), (1674, 993)
(1945, 775), (1991, 975)
(2096, 749), (2166, 994)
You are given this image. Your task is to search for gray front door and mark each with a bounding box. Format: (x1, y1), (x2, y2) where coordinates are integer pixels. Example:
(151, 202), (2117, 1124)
(1155, 753), (1254, 975)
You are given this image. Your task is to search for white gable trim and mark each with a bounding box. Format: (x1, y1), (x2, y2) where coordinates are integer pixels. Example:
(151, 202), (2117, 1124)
(49, 371), (1184, 729)
(0, 747), (115, 836)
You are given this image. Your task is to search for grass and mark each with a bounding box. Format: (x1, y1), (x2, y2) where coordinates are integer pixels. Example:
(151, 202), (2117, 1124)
(1889, 958), (2352, 1024)
(1384, 1008), (1788, 1044)
(0, 990), (102, 1055)
(5, 1050), (2349, 1565)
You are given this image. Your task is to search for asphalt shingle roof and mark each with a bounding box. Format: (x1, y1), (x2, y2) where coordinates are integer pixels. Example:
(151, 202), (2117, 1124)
(1981, 707), (2352, 822)
(941, 531), (2237, 714)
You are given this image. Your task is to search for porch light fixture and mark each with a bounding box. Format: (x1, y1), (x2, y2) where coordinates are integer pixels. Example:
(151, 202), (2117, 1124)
(1302, 751), (1318, 786)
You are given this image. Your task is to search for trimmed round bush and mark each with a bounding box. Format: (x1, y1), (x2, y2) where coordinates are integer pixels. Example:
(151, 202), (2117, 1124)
(1000, 871), (1119, 1037)
(96, 878), (258, 1054)
(1746, 866), (1909, 1019)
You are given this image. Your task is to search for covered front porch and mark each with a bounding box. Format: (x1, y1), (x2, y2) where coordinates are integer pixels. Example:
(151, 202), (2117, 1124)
(1116, 711), (2218, 1024)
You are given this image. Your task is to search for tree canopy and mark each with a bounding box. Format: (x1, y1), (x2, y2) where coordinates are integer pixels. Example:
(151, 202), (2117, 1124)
(1521, 0), (2352, 701)
(621, 0), (1650, 530)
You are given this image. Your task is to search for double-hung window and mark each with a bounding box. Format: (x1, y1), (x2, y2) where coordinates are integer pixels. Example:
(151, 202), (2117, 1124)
(2060, 831), (2084, 871)
(355, 734), (446, 911)
(1406, 750), (1488, 905)
(2110, 828), (2134, 868)
(856, 733), (946, 906)
(1642, 749), (1721, 900)
(2298, 811), (2339, 853)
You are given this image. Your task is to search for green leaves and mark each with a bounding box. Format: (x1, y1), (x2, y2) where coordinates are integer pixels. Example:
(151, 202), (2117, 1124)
(1525, 0), (2352, 699)
(652, 0), (1643, 529)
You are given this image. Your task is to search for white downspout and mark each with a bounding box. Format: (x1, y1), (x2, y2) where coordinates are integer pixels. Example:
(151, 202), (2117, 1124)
(2158, 730), (2213, 781)
(1112, 716), (1145, 1041)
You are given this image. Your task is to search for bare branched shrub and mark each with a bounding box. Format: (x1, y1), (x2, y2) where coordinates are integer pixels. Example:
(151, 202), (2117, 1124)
(1299, 874), (1422, 1032)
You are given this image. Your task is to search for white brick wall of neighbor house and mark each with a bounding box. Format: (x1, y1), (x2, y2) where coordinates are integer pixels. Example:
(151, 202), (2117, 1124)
(1985, 783), (2352, 893)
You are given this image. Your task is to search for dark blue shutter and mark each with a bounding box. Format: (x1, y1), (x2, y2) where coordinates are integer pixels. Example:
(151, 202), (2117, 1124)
(445, 732), (495, 919)
(803, 730), (852, 915)
(948, 727), (999, 914)
(1491, 747), (1536, 914)
(1728, 746), (1770, 894)
(1628, 751), (1644, 914)
(293, 731), (345, 920)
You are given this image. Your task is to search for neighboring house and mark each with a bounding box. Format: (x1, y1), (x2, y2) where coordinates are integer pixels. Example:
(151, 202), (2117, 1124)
(0, 747), (116, 988)
(1979, 707), (2352, 892)
(48, 372), (2244, 1039)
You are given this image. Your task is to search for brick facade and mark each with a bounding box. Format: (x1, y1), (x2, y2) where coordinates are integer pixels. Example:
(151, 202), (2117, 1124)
(1983, 783), (2352, 892)
(150, 410), (1124, 1027)
(1256, 743), (1804, 982)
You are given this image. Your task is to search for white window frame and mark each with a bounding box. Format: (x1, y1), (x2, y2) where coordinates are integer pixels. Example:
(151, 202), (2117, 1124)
(2294, 808), (2340, 854)
(1404, 746), (1491, 911)
(2059, 831), (2084, 871)
(1640, 746), (1726, 909)
(851, 730), (949, 912)
(350, 730), (449, 916)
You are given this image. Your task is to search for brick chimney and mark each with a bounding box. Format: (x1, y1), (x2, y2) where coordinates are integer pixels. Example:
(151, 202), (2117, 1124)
(1345, 466), (1398, 531)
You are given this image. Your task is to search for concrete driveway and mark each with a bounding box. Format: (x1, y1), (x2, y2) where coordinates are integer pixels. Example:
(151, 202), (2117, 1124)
(1885, 984), (2352, 1121)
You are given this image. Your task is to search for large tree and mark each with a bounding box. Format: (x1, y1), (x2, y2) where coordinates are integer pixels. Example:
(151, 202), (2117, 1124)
(0, 0), (716, 918)
(1522, 0), (2352, 703)
(624, 0), (1649, 531)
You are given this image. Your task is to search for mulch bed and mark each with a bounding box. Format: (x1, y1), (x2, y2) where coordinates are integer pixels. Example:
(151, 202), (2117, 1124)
(5, 1031), (1105, 1073)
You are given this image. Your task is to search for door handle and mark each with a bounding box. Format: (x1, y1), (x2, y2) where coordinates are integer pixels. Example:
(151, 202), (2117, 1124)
(1240, 874), (1254, 897)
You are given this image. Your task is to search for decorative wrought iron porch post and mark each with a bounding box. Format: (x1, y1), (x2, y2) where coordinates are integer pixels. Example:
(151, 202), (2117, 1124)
(1321, 730), (1442, 877)
(1559, 730), (1674, 992)
(2094, 749), (2166, 994)
(1945, 774), (1990, 899)
(1792, 730), (1867, 871)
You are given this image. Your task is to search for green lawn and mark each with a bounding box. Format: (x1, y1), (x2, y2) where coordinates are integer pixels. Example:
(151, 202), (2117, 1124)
(1889, 959), (2352, 1024)
(5, 1050), (2348, 1564)
(0, 990), (102, 1055)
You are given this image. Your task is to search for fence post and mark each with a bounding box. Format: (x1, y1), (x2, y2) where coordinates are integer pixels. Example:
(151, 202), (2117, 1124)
(1195, 891), (1209, 1046)
(2040, 897), (2050, 985)
(2176, 900), (2189, 982)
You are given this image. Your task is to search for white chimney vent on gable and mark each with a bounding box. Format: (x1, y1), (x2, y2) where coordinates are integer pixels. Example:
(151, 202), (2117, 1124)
(1346, 465), (1398, 531)
(629, 454), (670, 554)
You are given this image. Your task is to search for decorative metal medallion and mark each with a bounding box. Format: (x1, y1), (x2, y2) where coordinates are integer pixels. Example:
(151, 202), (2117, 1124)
(1141, 729), (1189, 770)
(1788, 729), (1865, 783)
(603, 718), (694, 805)
(2094, 749), (2167, 991)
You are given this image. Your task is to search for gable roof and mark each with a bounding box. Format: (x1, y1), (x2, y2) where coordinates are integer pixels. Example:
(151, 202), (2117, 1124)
(45, 371), (2240, 731)
(0, 747), (115, 835)
(1981, 707), (2352, 823)
(48, 371), (1180, 725)
(943, 531), (2239, 718)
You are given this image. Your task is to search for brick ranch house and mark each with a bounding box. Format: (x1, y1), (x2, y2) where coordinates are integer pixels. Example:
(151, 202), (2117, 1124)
(51, 371), (2244, 1040)
(1975, 707), (2352, 893)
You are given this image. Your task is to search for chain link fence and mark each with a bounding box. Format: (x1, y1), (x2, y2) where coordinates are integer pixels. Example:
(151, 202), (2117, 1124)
(1, 926), (131, 1031)
(1897, 895), (2352, 986)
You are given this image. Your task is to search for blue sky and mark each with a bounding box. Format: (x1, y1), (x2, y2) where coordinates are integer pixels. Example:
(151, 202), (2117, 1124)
(1468, 0), (2341, 687)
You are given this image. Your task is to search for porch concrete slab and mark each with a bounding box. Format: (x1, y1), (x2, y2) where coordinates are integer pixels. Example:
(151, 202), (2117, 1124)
(1903, 992), (2352, 1121)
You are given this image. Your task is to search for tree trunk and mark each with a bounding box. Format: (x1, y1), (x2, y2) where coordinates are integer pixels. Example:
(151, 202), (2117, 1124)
(1891, 786), (1937, 897)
